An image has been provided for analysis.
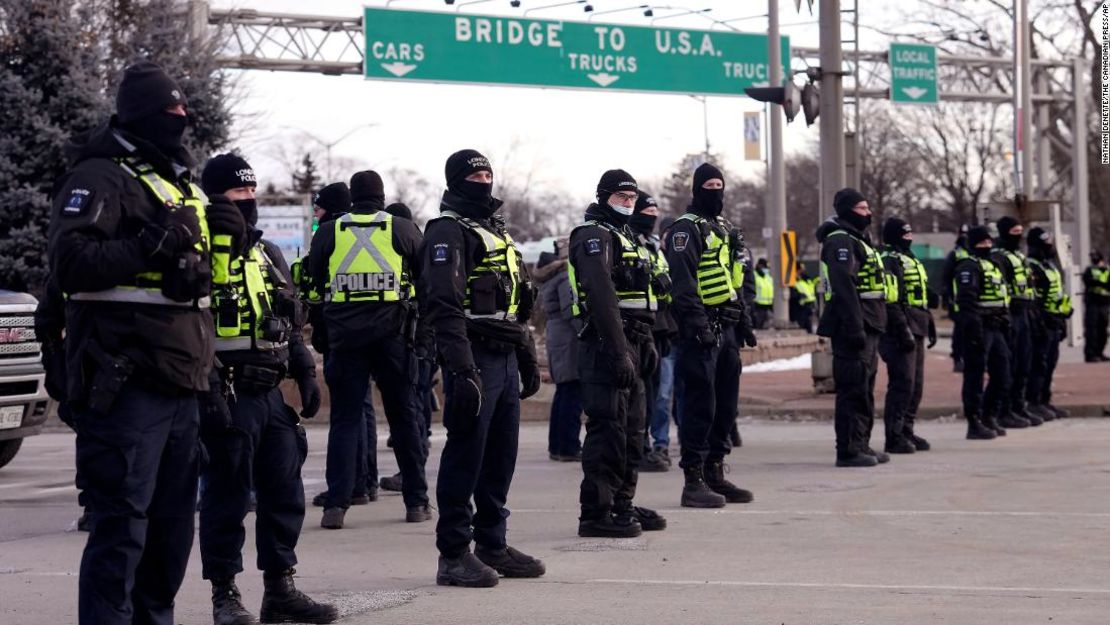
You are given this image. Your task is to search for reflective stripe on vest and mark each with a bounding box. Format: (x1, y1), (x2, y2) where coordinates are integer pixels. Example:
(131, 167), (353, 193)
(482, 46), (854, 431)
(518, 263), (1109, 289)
(676, 213), (738, 306)
(795, 277), (817, 305)
(441, 211), (523, 321)
(653, 247), (673, 304)
(213, 243), (288, 352)
(291, 256), (322, 304)
(1089, 267), (1110, 297)
(1029, 258), (1072, 315)
(881, 249), (929, 308)
(567, 221), (656, 316)
(998, 249), (1035, 300)
(821, 230), (887, 302)
(978, 257), (1008, 307)
(326, 212), (411, 303)
(68, 157), (210, 307)
(754, 271), (774, 306)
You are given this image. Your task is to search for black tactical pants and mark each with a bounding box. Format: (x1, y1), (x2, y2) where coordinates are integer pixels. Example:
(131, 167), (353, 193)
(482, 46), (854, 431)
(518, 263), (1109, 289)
(831, 331), (880, 457)
(962, 324), (1012, 418)
(675, 323), (741, 469)
(879, 334), (925, 443)
(1028, 322), (1062, 405)
(1084, 304), (1109, 359)
(199, 385), (308, 581)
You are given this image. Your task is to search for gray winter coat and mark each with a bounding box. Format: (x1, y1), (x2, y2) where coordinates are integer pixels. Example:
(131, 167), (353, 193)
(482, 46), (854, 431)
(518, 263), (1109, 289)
(540, 262), (579, 384)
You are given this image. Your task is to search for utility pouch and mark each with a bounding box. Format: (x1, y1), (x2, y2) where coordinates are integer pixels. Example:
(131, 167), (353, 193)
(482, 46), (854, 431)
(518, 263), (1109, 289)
(216, 292), (241, 337)
(163, 250), (212, 303)
(85, 341), (135, 415)
(469, 273), (500, 315)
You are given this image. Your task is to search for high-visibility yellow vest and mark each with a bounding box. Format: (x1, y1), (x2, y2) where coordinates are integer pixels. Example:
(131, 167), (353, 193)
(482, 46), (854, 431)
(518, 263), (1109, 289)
(795, 277), (817, 305)
(881, 249), (929, 308)
(997, 249), (1034, 300)
(290, 256), (321, 304)
(440, 210), (524, 322)
(212, 242), (289, 352)
(675, 213), (738, 306)
(325, 212), (412, 303)
(1088, 267), (1110, 297)
(954, 257), (1009, 312)
(754, 270), (774, 306)
(68, 157), (211, 308)
(567, 221), (656, 317)
(1029, 258), (1072, 315)
(821, 230), (887, 303)
(652, 246), (672, 304)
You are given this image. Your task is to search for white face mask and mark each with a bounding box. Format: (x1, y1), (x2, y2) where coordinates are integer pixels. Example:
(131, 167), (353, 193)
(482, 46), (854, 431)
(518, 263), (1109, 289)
(608, 200), (633, 216)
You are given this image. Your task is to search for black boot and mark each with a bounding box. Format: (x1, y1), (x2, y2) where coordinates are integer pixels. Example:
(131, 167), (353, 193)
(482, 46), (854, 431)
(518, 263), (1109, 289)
(629, 506), (668, 531)
(884, 436), (917, 454)
(836, 452), (878, 467)
(474, 545), (546, 578)
(1044, 403), (1069, 419)
(578, 512), (642, 538)
(1026, 403), (1054, 422)
(379, 472), (403, 492)
(966, 415), (997, 440)
(259, 569), (338, 624)
(703, 459), (754, 503)
(863, 447), (890, 464)
(212, 578), (258, 625)
(680, 464), (726, 508)
(1014, 407), (1043, 426)
(436, 552), (500, 588)
(997, 412), (1030, 429)
(983, 414), (1007, 436)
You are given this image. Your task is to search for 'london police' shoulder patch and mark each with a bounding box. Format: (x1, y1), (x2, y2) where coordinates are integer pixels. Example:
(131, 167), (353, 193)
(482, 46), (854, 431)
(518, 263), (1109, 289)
(959, 271), (971, 283)
(836, 248), (850, 262)
(672, 231), (689, 252)
(63, 188), (92, 216)
(432, 243), (450, 265)
(585, 238), (602, 256)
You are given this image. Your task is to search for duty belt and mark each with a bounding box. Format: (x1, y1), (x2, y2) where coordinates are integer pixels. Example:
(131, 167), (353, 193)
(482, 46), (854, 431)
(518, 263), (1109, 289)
(859, 291), (886, 300)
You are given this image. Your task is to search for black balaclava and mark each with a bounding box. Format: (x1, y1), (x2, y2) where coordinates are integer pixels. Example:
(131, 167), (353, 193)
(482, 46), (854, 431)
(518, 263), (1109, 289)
(1091, 250), (1106, 266)
(967, 225), (993, 259)
(691, 163), (725, 218)
(882, 217), (913, 253)
(995, 216), (1023, 252)
(756, 258), (769, 272)
(201, 153), (259, 225)
(444, 149), (495, 211)
(594, 169), (638, 225)
(385, 202), (412, 220)
(350, 170), (386, 211)
(1027, 227), (1055, 261)
(833, 187), (870, 231)
(630, 189), (658, 236)
(116, 61), (189, 155)
(313, 182), (352, 224)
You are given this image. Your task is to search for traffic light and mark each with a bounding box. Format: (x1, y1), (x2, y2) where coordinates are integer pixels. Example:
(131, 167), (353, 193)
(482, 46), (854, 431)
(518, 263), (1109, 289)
(744, 81), (801, 122)
(801, 82), (819, 126)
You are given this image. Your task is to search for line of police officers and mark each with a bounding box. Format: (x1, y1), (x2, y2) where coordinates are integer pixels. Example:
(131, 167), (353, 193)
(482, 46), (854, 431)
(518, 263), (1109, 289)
(41, 62), (1091, 624)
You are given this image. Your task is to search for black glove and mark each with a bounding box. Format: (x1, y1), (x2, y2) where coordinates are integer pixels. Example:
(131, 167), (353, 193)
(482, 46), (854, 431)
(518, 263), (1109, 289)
(41, 339), (68, 402)
(740, 325), (758, 348)
(206, 194), (248, 254)
(519, 359), (541, 400)
(446, 368), (483, 429)
(641, 341), (659, 378)
(297, 374), (321, 419)
(927, 317), (937, 349)
(696, 326), (718, 348)
(613, 352), (636, 389)
(139, 206), (201, 262)
(199, 387), (232, 436)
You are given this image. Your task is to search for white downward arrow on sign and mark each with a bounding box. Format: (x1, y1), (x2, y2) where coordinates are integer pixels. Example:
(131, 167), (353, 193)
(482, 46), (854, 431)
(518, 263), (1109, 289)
(381, 62), (417, 78)
(587, 72), (620, 88)
(901, 86), (928, 100)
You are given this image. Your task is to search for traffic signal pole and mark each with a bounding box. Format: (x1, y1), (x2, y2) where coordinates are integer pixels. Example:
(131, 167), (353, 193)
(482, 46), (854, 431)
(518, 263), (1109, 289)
(767, 0), (788, 326)
(818, 0), (846, 219)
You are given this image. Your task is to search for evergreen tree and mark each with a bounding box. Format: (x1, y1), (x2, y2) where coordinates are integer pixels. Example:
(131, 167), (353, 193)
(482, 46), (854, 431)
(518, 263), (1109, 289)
(291, 154), (319, 195)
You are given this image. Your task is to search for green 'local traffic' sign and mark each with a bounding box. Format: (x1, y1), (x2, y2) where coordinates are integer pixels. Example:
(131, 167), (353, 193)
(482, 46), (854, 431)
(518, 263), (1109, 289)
(363, 8), (789, 97)
(889, 42), (939, 105)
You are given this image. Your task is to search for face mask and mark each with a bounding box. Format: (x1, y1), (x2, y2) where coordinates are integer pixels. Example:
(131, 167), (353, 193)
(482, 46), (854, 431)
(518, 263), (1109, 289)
(841, 211), (872, 231)
(234, 198), (258, 227)
(628, 212), (657, 236)
(126, 111), (188, 154)
(972, 246), (993, 259)
(896, 237), (913, 253)
(693, 188), (724, 217)
(456, 180), (493, 204)
(999, 231), (1022, 251)
(608, 200), (633, 217)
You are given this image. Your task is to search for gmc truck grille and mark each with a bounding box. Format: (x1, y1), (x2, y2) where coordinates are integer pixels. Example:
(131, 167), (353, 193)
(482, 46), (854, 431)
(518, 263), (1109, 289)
(0, 314), (40, 362)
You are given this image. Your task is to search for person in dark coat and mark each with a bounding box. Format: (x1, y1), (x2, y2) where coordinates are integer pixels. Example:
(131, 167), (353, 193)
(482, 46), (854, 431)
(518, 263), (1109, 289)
(536, 237), (582, 461)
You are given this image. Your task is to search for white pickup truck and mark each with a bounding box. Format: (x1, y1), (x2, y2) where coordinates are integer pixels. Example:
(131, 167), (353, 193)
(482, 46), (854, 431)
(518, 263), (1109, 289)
(0, 290), (49, 469)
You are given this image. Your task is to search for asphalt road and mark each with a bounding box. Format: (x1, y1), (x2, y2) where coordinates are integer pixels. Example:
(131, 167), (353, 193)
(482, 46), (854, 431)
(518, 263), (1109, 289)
(3, 417), (1110, 624)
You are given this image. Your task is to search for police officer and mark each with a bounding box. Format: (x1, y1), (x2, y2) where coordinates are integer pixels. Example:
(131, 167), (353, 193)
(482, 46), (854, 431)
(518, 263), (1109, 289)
(942, 225), (971, 372)
(1082, 251), (1110, 362)
(421, 149), (544, 587)
(792, 262), (818, 333)
(1025, 227), (1072, 420)
(568, 171), (667, 538)
(666, 163), (757, 507)
(991, 216), (1039, 428)
(816, 188), (889, 467)
(953, 226), (1011, 439)
(309, 171), (430, 528)
(197, 154), (336, 625)
(48, 61), (236, 625)
(752, 258), (774, 329)
(878, 218), (935, 454)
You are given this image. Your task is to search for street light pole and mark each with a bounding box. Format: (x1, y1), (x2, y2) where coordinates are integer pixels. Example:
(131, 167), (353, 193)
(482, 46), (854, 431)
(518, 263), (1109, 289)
(818, 0), (845, 217)
(767, 0), (788, 326)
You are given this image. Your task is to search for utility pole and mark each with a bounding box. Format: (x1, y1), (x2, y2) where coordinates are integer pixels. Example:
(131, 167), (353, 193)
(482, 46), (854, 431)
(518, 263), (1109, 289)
(767, 0), (788, 326)
(819, 0), (845, 216)
(1013, 0), (1033, 206)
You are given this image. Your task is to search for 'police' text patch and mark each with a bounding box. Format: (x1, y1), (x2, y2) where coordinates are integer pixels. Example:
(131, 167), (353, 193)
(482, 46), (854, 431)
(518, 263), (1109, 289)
(585, 238), (602, 256)
(432, 243), (450, 265)
(672, 231), (689, 252)
(836, 248), (850, 262)
(63, 188), (91, 216)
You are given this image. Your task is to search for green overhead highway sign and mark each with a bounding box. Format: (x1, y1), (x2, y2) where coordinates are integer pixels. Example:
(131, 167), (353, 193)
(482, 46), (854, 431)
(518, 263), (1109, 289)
(363, 8), (790, 97)
(889, 42), (939, 105)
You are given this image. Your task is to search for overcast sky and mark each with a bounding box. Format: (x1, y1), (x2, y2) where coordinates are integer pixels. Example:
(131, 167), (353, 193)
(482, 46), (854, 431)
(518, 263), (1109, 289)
(214, 0), (949, 209)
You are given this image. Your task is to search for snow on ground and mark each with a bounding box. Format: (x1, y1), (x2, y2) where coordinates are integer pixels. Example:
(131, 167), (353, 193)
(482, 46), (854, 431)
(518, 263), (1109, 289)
(744, 353), (812, 373)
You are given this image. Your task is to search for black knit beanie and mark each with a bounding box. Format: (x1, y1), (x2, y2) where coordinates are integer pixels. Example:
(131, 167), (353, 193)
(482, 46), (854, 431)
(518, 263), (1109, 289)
(116, 61), (187, 124)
